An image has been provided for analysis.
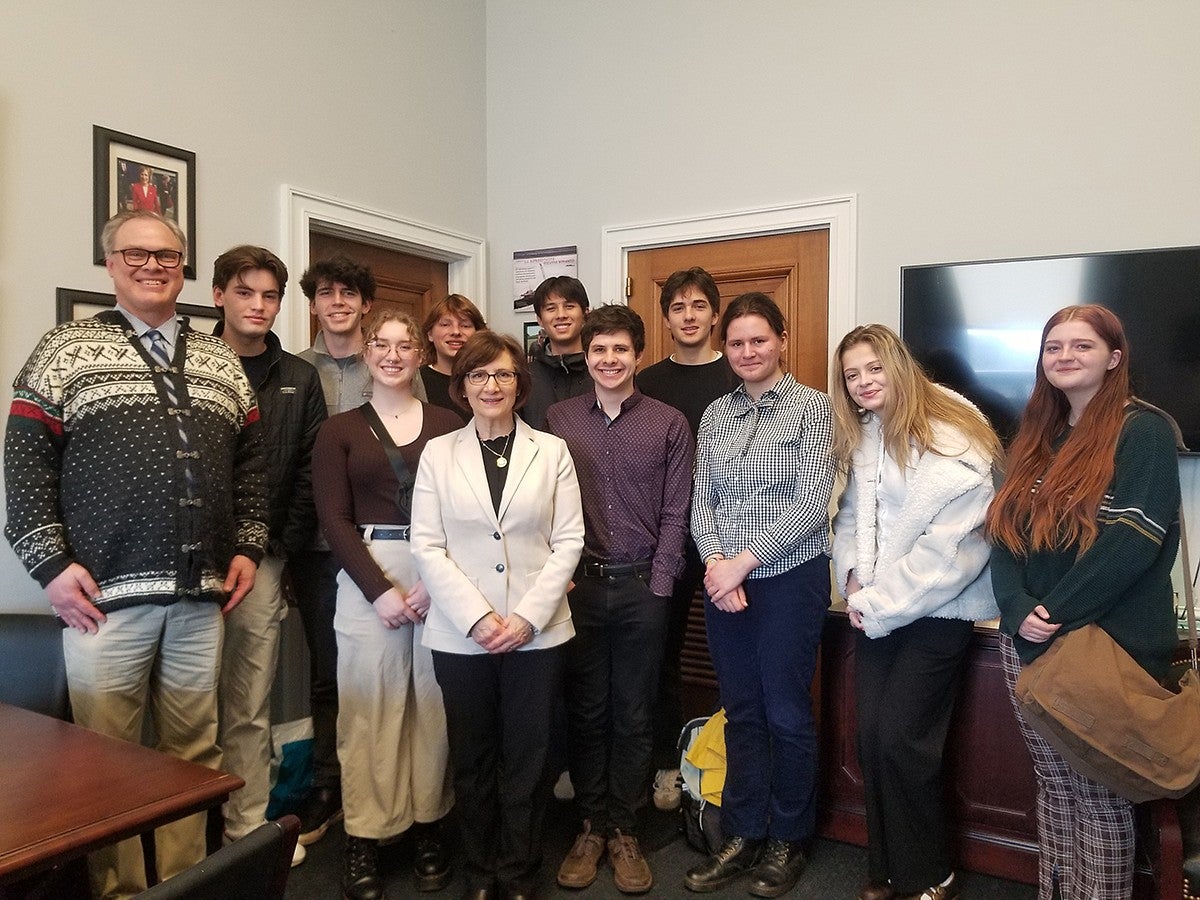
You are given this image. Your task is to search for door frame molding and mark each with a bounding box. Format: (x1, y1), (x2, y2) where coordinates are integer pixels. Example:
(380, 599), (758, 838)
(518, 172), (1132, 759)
(280, 186), (486, 352)
(600, 195), (857, 362)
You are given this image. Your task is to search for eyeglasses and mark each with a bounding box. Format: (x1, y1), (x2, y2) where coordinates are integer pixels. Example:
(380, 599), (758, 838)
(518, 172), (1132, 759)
(465, 369), (517, 386)
(112, 248), (184, 268)
(367, 340), (421, 355)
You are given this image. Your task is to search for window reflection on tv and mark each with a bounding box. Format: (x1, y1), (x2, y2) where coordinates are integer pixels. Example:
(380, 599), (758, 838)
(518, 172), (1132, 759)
(900, 247), (1200, 451)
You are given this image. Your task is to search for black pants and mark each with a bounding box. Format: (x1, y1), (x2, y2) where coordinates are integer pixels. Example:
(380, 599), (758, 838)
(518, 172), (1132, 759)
(652, 541), (703, 769)
(854, 616), (973, 893)
(432, 646), (564, 895)
(287, 550), (340, 791)
(565, 573), (671, 834)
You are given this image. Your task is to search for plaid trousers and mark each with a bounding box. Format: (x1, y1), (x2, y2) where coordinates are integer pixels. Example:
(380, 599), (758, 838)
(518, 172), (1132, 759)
(999, 633), (1134, 900)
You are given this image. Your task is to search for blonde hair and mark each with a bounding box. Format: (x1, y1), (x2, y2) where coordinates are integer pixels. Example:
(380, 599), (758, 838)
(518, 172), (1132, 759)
(831, 324), (1002, 470)
(364, 309), (427, 358)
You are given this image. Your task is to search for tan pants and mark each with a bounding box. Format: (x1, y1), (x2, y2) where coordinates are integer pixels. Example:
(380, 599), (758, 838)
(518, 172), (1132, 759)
(218, 555), (287, 838)
(63, 601), (223, 900)
(334, 536), (453, 839)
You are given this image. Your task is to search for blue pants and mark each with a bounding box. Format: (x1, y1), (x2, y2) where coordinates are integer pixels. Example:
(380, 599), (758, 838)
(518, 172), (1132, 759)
(704, 557), (830, 842)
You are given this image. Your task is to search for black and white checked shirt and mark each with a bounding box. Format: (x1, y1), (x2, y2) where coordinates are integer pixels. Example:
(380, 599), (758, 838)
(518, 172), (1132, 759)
(691, 373), (834, 579)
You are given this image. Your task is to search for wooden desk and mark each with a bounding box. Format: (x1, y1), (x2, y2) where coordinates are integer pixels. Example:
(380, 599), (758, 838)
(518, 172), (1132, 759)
(0, 703), (243, 885)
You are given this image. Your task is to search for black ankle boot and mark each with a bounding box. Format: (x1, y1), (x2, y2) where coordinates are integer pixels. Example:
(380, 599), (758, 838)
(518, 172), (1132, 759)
(748, 838), (807, 898)
(344, 835), (384, 900)
(684, 836), (764, 892)
(412, 821), (452, 891)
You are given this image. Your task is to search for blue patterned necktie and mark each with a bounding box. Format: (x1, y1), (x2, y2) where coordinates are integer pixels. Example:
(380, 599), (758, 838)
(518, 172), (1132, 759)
(145, 329), (198, 501)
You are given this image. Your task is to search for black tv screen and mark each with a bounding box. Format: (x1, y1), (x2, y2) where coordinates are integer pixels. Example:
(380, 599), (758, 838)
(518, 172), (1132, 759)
(900, 246), (1200, 451)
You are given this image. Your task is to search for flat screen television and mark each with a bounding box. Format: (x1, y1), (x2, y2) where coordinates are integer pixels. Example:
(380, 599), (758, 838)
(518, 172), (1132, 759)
(900, 246), (1200, 451)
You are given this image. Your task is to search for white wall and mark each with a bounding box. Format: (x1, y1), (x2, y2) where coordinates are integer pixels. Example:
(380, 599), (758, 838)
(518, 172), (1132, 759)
(0, 0), (487, 612)
(484, 0), (1200, 338)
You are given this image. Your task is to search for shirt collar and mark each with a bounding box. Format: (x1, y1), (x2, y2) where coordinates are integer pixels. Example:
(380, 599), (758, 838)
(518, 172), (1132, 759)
(115, 305), (181, 345)
(732, 372), (796, 415)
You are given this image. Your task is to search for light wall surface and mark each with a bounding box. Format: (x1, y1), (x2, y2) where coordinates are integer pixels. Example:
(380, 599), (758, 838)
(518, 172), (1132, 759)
(0, 0), (487, 611)
(484, 0), (1200, 339)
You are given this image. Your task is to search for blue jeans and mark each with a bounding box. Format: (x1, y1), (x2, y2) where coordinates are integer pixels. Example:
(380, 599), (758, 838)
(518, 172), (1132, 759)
(704, 556), (830, 842)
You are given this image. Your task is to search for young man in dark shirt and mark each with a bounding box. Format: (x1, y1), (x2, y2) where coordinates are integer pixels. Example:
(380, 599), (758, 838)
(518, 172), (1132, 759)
(547, 305), (693, 895)
(212, 245), (326, 867)
(635, 267), (738, 812)
(522, 275), (593, 430)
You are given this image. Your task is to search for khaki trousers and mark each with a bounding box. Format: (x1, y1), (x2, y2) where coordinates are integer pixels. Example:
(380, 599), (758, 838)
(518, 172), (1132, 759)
(218, 555), (287, 838)
(62, 600), (223, 900)
(334, 537), (453, 839)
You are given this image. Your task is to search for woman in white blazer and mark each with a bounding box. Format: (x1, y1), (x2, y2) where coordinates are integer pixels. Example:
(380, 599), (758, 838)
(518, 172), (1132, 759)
(830, 325), (1003, 900)
(412, 331), (584, 900)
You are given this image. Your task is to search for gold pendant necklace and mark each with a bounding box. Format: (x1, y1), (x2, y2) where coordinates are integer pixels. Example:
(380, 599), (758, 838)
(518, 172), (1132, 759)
(479, 430), (513, 468)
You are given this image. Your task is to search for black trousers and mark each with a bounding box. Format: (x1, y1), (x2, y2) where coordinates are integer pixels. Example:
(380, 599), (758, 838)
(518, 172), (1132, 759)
(432, 645), (564, 895)
(565, 573), (671, 834)
(854, 616), (973, 893)
(287, 550), (341, 791)
(652, 541), (703, 769)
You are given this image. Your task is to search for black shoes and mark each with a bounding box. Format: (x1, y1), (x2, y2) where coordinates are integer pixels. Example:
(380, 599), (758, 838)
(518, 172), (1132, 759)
(748, 838), (807, 898)
(684, 835), (764, 892)
(298, 785), (343, 846)
(343, 835), (384, 900)
(412, 821), (452, 891)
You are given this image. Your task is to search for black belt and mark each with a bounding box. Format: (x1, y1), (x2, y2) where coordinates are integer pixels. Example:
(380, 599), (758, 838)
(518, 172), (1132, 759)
(358, 525), (410, 541)
(580, 559), (652, 579)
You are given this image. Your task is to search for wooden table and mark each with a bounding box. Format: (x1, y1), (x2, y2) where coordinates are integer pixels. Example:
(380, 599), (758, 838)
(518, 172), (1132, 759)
(0, 703), (243, 885)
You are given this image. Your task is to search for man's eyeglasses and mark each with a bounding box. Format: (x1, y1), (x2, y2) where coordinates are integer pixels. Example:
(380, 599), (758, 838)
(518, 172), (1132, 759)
(111, 248), (184, 268)
(465, 370), (517, 386)
(367, 340), (421, 355)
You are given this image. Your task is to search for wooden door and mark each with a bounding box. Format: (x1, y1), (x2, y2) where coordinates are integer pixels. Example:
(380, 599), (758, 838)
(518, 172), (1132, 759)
(627, 229), (830, 390)
(308, 232), (450, 341)
(627, 230), (832, 718)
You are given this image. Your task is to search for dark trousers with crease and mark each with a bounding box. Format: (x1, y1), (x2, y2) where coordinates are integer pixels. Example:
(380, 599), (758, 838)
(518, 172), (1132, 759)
(705, 556), (830, 842)
(652, 541), (704, 769)
(565, 572), (671, 835)
(287, 550), (340, 791)
(432, 645), (563, 895)
(854, 615), (972, 893)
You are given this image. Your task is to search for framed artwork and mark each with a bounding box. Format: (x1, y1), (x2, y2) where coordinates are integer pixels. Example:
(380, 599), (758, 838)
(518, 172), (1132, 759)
(523, 321), (545, 358)
(93, 126), (197, 279)
(56, 288), (222, 333)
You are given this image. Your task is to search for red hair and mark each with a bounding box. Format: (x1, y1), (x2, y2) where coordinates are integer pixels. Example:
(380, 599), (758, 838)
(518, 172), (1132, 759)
(986, 305), (1130, 554)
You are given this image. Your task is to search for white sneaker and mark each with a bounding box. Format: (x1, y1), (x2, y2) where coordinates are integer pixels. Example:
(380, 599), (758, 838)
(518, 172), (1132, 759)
(291, 839), (307, 867)
(652, 768), (682, 811)
(553, 770), (575, 801)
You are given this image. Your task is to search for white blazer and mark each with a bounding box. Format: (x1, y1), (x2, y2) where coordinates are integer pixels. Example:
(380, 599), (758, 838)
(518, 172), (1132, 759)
(412, 415), (584, 655)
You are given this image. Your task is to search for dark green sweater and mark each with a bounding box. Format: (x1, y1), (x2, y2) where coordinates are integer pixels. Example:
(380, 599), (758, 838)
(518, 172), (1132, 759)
(990, 407), (1181, 680)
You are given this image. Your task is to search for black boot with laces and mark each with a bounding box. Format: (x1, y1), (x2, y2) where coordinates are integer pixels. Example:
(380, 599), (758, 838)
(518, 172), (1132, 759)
(343, 835), (383, 900)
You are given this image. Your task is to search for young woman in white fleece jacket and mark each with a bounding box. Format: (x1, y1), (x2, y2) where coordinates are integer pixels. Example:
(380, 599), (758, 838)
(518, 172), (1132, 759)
(830, 324), (1002, 900)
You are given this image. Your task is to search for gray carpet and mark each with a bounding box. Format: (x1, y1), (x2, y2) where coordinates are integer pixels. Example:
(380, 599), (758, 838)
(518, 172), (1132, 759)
(284, 798), (1037, 899)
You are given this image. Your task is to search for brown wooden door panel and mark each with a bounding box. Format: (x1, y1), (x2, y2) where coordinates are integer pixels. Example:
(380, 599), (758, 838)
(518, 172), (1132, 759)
(627, 229), (830, 390)
(308, 232), (449, 341)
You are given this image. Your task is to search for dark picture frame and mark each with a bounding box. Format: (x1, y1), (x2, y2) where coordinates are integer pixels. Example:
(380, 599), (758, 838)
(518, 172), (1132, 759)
(523, 321), (545, 358)
(56, 287), (222, 332)
(93, 126), (197, 279)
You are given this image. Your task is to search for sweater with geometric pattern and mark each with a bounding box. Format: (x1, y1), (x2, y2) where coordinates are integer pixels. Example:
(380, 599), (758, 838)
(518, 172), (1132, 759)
(4, 310), (268, 613)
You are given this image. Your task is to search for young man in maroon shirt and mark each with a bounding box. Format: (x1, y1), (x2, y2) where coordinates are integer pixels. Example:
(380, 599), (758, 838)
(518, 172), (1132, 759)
(546, 304), (693, 895)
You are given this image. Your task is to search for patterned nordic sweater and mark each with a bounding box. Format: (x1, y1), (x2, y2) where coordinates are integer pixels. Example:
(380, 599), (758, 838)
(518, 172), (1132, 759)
(4, 310), (268, 613)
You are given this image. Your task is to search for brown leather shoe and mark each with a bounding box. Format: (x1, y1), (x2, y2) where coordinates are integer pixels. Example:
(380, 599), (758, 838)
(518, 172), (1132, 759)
(607, 831), (652, 894)
(556, 821), (605, 889)
(858, 880), (896, 900)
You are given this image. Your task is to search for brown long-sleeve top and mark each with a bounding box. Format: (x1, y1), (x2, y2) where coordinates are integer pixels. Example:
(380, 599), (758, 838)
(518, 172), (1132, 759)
(313, 402), (461, 602)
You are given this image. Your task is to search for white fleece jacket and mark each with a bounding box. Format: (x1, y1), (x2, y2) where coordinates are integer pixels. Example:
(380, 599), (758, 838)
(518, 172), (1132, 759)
(831, 408), (999, 639)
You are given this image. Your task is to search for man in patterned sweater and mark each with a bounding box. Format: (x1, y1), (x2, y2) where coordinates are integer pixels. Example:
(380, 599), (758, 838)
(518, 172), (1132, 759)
(4, 210), (268, 899)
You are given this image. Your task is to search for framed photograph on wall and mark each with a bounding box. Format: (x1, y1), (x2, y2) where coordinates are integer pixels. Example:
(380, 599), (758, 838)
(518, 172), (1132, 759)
(523, 321), (545, 359)
(56, 287), (221, 333)
(93, 126), (197, 279)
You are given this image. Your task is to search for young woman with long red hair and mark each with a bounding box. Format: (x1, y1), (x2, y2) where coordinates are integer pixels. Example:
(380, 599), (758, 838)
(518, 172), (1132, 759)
(987, 304), (1181, 900)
